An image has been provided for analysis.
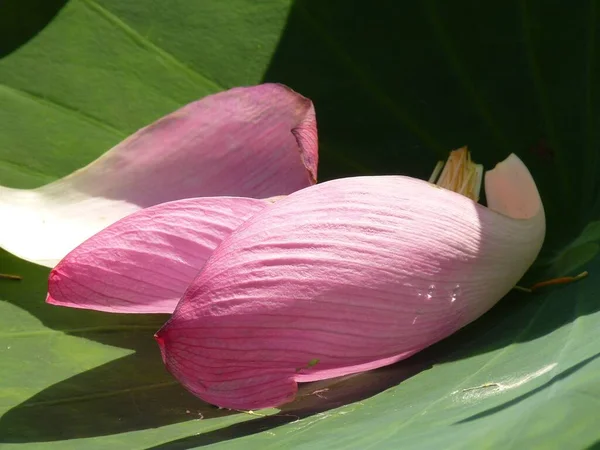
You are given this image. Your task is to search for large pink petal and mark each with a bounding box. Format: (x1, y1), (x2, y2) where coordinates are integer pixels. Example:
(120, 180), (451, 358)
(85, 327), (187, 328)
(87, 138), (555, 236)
(156, 154), (545, 410)
(47, 197), (267, 314)
(0, 83), (317, 267)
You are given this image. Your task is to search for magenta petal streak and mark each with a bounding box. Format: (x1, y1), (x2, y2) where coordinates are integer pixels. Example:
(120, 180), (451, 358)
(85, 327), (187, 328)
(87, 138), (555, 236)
(47, 197), (268, 314)
(157, 168), (545, 410)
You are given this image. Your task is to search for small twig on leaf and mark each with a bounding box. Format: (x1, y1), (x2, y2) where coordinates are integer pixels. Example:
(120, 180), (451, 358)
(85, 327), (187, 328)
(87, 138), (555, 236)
(513, 271), (588, 294)
(0, 273), (22, 281)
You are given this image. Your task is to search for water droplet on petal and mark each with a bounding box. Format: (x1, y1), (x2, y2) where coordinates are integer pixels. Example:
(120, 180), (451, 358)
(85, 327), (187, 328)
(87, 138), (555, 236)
(426, 284), (436, 300)
(451, 284), (461, 303)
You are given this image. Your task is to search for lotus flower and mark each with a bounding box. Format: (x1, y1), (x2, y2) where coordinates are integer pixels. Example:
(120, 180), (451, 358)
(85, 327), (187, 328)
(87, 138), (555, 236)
(47, 146), (545, 410)
(153, 149), (545, 410)
(0, 83), (317, 268)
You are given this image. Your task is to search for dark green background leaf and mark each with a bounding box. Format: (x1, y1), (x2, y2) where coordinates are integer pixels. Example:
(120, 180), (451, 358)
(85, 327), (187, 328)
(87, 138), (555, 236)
(1, 0), (599, 448)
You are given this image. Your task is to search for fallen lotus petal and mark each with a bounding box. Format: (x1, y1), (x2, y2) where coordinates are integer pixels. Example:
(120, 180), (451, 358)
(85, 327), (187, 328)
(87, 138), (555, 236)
(47, 197), (267, 314)
(156, 152), (545, 410)
(0, 83), (317, 267)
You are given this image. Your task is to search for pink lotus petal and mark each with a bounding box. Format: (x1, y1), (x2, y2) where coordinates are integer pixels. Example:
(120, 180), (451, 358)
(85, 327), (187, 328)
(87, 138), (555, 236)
(0, 84), (317, 267)
(156, 154), (545, 410)
(47, 197), (267, 314)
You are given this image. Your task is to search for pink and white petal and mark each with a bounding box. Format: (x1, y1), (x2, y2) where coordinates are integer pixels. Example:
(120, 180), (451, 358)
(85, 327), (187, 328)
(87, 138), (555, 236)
(0, 83), (317, 267)
(47, 197), (268, 314)
(156, 154), (545, 410)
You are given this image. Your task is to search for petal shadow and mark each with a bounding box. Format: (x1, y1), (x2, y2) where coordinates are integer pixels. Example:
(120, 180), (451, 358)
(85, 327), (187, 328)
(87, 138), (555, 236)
(0, 338), (236, 442)
(145, 355), (431, 450)
(0, 325), (431, 443)
(0, 0), (68, 57)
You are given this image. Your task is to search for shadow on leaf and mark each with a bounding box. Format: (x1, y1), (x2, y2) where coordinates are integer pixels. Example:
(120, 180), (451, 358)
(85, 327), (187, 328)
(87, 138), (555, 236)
(0, 0), (68, 57)
(0, 328), (235, 442)
(0, 346), (430, 443)
(145, 356), (430, 450)
(261, 0), (587, 252)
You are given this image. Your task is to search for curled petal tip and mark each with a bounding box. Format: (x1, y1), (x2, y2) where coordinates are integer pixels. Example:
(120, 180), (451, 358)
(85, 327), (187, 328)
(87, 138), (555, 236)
(292, 102), (318, 184)
(485, 153), (544, 220)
